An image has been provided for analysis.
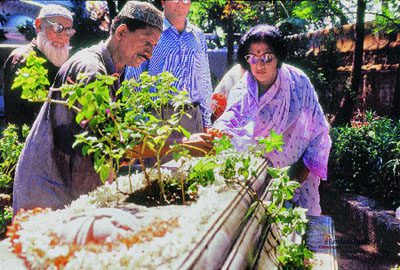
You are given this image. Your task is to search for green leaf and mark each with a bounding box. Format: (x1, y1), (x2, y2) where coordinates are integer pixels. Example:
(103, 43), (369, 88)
(178, 125), (191, 139)
(244, 201), (258, 221)
(99, 165), (110, 183)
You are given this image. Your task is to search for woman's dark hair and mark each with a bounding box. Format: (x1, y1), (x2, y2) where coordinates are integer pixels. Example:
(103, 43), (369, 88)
(236, 24), (287, 70)
(110, 17), (152, 35)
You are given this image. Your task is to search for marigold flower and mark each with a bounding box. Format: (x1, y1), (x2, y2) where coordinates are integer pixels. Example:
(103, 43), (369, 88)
(210, 93), (227, 119)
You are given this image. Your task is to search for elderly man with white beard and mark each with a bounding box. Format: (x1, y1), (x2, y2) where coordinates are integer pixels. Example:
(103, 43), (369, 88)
(2, 4), (74, 126)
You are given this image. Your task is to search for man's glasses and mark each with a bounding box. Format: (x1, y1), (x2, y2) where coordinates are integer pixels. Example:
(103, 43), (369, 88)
(44, 19), (76, 37)
(244, 53), (275, 65)
(168, 0), (190, 3)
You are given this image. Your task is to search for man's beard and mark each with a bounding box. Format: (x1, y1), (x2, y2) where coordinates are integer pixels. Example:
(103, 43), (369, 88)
(36, 32), (69, 67)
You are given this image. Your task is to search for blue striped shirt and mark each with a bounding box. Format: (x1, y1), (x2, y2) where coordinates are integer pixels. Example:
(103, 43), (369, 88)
(125, 17), (212, 127)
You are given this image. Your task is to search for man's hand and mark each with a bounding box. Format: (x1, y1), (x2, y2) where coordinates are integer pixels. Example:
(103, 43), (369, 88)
(125, 132), (215, 160)
(181, 132), (214, 156)
(126, 144), (156, 159)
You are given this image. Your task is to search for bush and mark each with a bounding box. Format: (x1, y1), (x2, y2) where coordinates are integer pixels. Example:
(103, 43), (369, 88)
(16, 20), (36, 41)
(0, 207), (12, 237)
(328, 113), (400, 209)
(0, 124), (30, 190)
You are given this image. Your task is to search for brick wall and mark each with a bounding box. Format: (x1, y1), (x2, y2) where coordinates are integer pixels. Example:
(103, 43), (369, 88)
(286, 23), (400, 117)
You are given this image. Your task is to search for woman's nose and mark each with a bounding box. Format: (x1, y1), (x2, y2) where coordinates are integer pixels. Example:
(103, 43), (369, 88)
(255, 61), (265, 70)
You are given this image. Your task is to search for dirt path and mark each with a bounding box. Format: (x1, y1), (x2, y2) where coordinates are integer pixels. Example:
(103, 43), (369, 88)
(320, 182), (400, 269)
(334, 227), (398, 270)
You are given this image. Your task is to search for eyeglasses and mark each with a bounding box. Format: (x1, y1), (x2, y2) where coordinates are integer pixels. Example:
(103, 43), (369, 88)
(244, 53), (275, 65)
(167, 0), (190, 3)
(44, 19), (76, 37)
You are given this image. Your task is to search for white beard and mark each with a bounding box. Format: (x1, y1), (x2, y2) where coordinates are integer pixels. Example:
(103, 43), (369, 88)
(36, 32), (70, 67)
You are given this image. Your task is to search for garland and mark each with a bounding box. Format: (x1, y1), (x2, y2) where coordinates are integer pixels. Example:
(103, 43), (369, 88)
(7, 208), (179, 269)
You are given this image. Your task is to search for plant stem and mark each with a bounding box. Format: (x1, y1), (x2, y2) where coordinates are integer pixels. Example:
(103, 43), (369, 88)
(156, 150), (165, 203)
(139, 158), (151, 188)
(128, 159), (133, 194)
(46, 98), (81, 113)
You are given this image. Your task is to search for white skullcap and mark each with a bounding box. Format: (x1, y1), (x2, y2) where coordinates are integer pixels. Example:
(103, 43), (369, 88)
(37, 4), (73, 21)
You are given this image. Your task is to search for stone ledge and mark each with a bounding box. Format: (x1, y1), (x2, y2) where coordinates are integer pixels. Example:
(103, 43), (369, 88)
(320, 183), (400, 260)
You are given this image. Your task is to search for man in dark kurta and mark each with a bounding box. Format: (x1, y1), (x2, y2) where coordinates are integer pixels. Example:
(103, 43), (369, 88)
(3, 4), (74, 126)
(13, 1), (163, 213)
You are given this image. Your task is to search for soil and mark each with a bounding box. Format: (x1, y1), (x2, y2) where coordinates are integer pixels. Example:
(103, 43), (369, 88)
(320, 182), (400, 269)
(0, 193), (11, 210)
(125, 180), (196, 207)
(333, 228), (399, 270)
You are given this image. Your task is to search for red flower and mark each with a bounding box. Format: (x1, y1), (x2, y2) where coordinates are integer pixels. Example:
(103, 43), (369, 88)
(207, 128), (225, 138)
(211, 93), (227, 119)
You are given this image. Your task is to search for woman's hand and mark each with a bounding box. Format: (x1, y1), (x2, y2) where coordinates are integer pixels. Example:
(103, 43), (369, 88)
(180, 133), (214, 156)
(288, 159), (310, 184)
(125, 133), (215, 160)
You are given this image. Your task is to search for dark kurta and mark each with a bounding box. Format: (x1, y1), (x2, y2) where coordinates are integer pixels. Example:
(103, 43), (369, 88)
(13, 41), (119, 213)
(2, 40), (59, 126)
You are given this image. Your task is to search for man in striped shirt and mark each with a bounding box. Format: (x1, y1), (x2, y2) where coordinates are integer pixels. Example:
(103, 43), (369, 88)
(125, 0), (212, 133)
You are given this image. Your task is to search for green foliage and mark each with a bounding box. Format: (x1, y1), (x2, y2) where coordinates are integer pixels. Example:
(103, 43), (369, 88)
(184, 132), (313, 269)
(291, 0), (348, 29)
(0, 208), (12, 236)
(258, 130), (284, 154)
(276, 17), (308, 35)
(277, 239), (314, 270)
(13, 52), (193, 202)
(12, 51), (50, 102)
(186, 159), (218, 193)
(372, 0), (400, 34)
(189, 1), (276, 48)
(329, 113), (400, 208)
(0, 124), (30, 189)
(16, 20), (36, 41)
(212, 134), (233, 155)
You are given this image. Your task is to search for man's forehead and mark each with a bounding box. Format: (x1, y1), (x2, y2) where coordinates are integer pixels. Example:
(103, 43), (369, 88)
(42, 16), (73, 25)
(130, 26), (160, 36)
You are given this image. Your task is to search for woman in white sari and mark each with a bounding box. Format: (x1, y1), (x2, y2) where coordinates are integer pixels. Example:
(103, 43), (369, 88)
(212, 24), (331, 216)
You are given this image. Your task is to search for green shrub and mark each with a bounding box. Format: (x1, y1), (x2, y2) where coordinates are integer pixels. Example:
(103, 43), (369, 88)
(0, 124), (30, 190)
(329, 113), (400, 209)
(0, 207), (12, 237)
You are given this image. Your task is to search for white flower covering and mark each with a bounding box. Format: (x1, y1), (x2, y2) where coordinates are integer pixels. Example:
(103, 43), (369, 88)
(12, 178), (236, 269)
(12, 155), (265, 269)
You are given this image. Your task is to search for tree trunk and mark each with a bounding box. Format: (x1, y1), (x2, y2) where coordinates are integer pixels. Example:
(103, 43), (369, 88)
(226, 0), (235, 69)
(391, 57), (400, 119)
(382, 2), (400, 119)
(331, 0), (366, 127)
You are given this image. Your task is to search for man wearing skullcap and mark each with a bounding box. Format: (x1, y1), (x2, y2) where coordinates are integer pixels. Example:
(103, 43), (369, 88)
(3, 4), (75, 126)
(13, 1), (163, 213)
